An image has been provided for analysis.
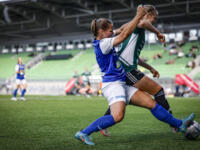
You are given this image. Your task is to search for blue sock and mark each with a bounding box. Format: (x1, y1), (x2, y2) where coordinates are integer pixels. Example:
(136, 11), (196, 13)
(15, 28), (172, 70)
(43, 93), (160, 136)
(151, 103), (182, 128)
(13, 89), (18, 97)
(82, 115), (115, 135)
(21, 89), (26, 97)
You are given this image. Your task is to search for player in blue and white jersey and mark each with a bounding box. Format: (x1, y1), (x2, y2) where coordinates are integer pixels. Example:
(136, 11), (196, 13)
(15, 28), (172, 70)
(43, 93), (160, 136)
(74, 5), (194, 146)
(11, 58), (27, 101)
(102, 5), (177, 135)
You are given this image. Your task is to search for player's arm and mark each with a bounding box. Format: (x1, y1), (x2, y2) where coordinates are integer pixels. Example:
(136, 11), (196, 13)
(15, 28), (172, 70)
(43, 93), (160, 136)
(114, 23), (128, 35)
(138, 57), (153, 70)
(15, 65), (19, 74)
(113, 5), (146, 47)
(137, 20), (166, 46)
(137, 20), (159, 34)
(138, 58), (160, 78)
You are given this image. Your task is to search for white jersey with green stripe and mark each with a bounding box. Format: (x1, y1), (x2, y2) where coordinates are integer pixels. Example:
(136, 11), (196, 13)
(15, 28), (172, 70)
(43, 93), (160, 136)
(116, 27), (145, 72)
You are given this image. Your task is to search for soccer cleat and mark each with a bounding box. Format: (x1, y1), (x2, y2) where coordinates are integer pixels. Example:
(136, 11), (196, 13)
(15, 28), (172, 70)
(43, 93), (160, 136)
(179, 113), (195, 133)
(74, 131), (95, 146)
(11, 97), (17, 101)
(100, 128), (111, 137)
(20, 97), (26, 101)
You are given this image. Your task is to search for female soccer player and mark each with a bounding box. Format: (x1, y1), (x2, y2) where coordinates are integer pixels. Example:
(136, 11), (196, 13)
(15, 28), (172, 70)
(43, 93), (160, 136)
(74, 5), (194, 146)
(121, 5), (170, 113)
(11, 58), (27, 101)
(102, 5), (176, 135)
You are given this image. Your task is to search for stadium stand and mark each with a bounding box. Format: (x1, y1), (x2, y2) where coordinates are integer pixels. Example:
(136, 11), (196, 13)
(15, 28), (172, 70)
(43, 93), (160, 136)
(49, 49), (81, 56)
(26, 49), (96, 80)
(0, 42), (199, 80)
(140, 42), (200, 78)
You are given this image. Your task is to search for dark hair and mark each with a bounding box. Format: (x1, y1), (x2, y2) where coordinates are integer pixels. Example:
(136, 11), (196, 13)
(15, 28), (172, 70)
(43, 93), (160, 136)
(144, 5), (158, 16)
(91, 18), (112, 37)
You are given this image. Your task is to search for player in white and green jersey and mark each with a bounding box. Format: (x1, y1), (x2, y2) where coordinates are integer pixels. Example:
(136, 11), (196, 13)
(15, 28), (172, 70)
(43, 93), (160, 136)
(81, 67), (91, 86)
(117, 27), (145, 73)
(101, 5), (178, 136)
(72, 70), (81, 95)
(81, 67), (92, 96)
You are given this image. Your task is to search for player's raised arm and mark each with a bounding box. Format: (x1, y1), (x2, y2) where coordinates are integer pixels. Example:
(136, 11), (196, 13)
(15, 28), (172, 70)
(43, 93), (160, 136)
(137, 5), (166, 46)
(138, 20), (159, 34)
(113, 23), (128, 35)
(113, 5), (146, 47)
(138, 20), (165, 45)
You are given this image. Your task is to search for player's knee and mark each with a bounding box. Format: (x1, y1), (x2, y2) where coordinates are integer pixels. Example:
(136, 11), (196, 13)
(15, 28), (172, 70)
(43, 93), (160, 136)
(113, 111), (125, 123)
(154, 87), (165, 99)
(156, 85), (163, 93)
(146, 99), (156, 109)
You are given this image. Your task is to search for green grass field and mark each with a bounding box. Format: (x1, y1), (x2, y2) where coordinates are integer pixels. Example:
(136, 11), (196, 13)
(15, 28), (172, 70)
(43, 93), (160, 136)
(0, 95), (200, 150)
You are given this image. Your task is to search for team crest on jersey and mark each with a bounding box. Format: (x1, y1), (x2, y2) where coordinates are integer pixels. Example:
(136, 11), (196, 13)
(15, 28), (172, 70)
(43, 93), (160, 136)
(116, 60), (121, 69)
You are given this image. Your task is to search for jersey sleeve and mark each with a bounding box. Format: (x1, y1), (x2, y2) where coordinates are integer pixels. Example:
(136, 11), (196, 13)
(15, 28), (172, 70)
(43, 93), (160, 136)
(15, 65), (19, 72)
(99, 37), (116, 54)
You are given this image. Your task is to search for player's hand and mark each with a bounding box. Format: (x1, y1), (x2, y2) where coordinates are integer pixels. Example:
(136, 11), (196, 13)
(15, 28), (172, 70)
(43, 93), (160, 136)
(150, 68), (160, 78)
(136, 5), (146, 18)
(157, 32), (166, 47)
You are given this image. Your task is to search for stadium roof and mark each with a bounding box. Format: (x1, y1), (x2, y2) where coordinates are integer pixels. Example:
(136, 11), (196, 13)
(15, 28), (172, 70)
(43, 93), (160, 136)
(0, 0), (200, 45)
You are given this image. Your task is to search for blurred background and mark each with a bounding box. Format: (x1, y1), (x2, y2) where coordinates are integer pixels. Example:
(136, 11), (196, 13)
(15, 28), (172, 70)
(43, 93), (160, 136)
(0, 0), (199, 97)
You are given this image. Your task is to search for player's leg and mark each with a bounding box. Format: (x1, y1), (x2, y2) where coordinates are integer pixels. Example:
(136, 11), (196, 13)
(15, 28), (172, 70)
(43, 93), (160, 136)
(129, 89), (156, 109)
(75, 101), (125, 145)
(101, 107), (112, 136)
(132, 74), (179, 131)
(101, 81), (127, 136)
(81, 101), (125, 134)
(128, 88), (194, 133)
(74, 84), (80, 96)
(11, 80), (20, 101)
(101, 71), (173, 136)
(75, 81), (126, 145)
(127, 70), (171, 113)
(20, 80), (27, 100)
(85, 83), (92, 97)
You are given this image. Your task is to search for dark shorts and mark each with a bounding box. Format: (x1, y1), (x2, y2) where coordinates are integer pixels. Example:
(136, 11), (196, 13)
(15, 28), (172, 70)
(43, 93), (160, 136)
(125, 69), (145, 86)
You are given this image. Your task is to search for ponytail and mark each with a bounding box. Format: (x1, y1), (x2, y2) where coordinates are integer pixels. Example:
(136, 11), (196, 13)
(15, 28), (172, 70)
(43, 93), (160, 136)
(91, 19), (97, 36)
(91, 18), (112, 37)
